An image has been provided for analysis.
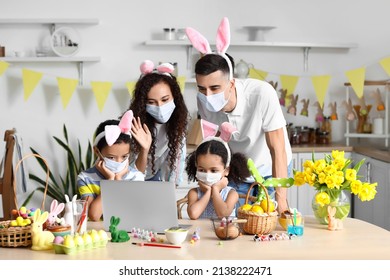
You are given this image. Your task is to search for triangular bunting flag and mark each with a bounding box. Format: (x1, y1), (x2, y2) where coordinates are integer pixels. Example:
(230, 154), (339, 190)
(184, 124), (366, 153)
(379, 57), (390, 77)
(280, 75), (299, 106)
(0, 61), (10, 76)
(311, 75), (331, 109)
(249, 68), (268, 80)
(22, 69), (43, 101)
(57, 77), (79, 109)
(91, 81), (112, 112)
(177, 76), (186, 93)
(126, 81), (136, 98)
(345, 67), (366, 98)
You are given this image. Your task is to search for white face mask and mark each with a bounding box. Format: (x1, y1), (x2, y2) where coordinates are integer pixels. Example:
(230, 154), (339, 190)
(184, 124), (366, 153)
(197, 84), (231, 112)
(103, 157), (128, 174)
(196, 171), (223, 186)
(146, 100), (176, 123)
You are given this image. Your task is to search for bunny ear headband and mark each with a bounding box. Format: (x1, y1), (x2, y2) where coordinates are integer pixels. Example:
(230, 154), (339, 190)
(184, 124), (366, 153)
(139, 60), (174, 78)
(93, 110), (134, 147)
(185, 17), (233, 80)
(199, 119), (239, 167)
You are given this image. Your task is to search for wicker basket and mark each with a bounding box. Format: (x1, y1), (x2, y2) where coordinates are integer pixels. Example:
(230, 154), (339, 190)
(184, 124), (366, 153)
(237, 182), (278, 235)
(0, 154), (49, 247)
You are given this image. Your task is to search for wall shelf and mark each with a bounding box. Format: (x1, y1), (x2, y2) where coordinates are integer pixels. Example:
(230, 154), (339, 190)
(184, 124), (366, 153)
(144, 40), (357, 72)
(0, 18), (99, 25)
(344, 81), (390, 147)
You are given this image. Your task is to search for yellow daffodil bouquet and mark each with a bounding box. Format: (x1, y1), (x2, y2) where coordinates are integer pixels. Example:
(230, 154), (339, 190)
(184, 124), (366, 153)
(293, 150), (377, 224)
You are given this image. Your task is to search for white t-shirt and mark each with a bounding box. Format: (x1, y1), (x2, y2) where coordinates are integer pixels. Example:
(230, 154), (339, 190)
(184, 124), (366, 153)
(197, 78), (292, 177)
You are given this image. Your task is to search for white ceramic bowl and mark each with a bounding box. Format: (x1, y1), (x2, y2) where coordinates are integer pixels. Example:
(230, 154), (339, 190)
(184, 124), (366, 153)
(164, 228), (189, 245)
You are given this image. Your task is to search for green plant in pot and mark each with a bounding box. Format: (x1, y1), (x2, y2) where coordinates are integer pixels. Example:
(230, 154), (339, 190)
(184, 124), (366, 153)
(26, 124), (94, 204)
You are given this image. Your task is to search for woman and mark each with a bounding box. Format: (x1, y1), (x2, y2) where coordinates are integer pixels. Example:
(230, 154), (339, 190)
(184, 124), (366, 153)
(126, 60), (189, 186)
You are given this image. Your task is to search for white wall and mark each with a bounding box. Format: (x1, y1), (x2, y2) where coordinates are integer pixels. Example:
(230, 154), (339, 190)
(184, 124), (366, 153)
(1, 0), (390, 205)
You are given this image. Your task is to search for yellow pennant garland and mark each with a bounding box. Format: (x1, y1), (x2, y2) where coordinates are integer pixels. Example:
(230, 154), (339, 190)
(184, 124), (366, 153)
(311, 75), (331, 109)
(91, 81), (113, 112)
(176, 76), (186, 93)
(126, 81), (136, 98)
(0, 61), (10, 76)
(379, 57), (390, 77)
(345, 67), (366, 98)
(22, 69), (43, 101)
(249, 68), (268, 80)
(280, 75), (299, 106)
(57, 77), (79, 109)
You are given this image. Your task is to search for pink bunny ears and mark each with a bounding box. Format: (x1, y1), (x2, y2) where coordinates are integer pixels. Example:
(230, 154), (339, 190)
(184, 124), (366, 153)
(186, 17), (233, 80)
(199, 119), (239, 166)
(94, 110), (133, 147)
(139, 60), (174, 78)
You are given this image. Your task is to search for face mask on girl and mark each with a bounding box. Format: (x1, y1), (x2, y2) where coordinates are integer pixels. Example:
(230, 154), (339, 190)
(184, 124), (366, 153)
(196, 171), (223, 186)
(197, 84), (231, 112)
(146, 100), (176, 123)
(103, 157), (129, 174)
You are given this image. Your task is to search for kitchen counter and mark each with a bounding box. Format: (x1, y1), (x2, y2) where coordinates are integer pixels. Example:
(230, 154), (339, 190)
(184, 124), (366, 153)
(1, 217), (390, 260)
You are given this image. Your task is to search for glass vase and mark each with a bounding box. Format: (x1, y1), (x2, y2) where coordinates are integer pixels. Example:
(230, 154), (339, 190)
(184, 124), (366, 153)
(311, 190), (351, 225)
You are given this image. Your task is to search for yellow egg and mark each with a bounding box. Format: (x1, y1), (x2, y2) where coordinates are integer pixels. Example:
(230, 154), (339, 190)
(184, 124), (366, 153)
(19, 206), (27, 214)
(73, 234), (84, 247)
(98, 230), (109, 241)
(10, 220), (18, 227)
(250, 205), (264, 214)
(240, 204), (252, 211)
(260, 199), (276, 212)
(63, 235), (75, 248)
(16, 216), (24, 226)
(89, 229), (101, 242)
(82, 232), (93, 245)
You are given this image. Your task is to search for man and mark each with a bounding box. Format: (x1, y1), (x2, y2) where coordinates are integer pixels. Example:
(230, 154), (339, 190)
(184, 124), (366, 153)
(194, 53), (292, 214)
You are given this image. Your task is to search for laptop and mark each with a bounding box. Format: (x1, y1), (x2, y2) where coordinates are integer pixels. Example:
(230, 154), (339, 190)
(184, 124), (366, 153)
(100, 180), (182, 233)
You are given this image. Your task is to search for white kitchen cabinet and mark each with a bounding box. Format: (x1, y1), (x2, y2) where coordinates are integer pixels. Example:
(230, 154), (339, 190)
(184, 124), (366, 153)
(352, 153), (390, 230)
(344, 81), (390, 147)
(291, 152), (352, 216)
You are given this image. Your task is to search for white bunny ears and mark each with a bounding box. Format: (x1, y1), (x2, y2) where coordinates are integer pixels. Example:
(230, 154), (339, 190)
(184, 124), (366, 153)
(186, 17), (233, 80)
(139, 60), (174, 78)
(199, 119), (239, 166)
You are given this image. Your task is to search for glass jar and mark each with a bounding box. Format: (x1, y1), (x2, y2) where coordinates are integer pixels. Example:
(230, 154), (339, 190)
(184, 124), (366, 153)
(299, 126), (309, 144)
(290, 127), (301, 145)
(176, 28), (187, 40)
(316, 131), (329, 144)
(163, 28), (176, 40)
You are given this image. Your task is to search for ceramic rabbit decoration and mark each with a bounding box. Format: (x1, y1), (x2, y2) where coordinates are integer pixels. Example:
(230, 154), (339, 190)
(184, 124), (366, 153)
(279, 89), (287, 107)
(287, 94), (298, 115)
(371, 88), (385, 111)
(109, 216), (130, 242)
(269, 81), (278, 90)
(31, 209), (55, 250)
(47, 199), (65, 226)
(329, 101), (338, 120)
(64, 194), (77, 234)
(327, 206), (343, 231)
(300, 99), (310, 117)
(313, 101), (324, 123)
(342, 98), (356, 121)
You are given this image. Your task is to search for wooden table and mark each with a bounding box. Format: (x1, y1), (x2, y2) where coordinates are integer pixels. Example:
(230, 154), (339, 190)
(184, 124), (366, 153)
(0, 216), (389, 260)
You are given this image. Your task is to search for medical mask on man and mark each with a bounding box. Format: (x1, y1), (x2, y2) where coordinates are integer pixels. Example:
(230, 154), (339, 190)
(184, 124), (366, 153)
(146, 100), (176, 123)
(197, 84), (231, 112)
(196, 171), (223, 186)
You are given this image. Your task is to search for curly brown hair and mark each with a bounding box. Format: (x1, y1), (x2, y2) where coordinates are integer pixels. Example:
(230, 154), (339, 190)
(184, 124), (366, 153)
(127, 73), (189, 174)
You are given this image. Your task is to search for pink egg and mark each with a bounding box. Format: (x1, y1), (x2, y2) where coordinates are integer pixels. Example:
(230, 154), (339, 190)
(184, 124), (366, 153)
(53, 236), (64, 244)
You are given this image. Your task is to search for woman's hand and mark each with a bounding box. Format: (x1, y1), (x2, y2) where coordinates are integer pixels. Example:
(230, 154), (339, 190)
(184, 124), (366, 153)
(131, 117), (152, 152)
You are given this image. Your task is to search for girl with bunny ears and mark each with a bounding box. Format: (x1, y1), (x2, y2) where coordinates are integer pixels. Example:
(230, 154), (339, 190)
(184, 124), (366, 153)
(186, 17), (292, 213)
(77, 110), (151, 221)
(124, 60), (189, 186)
(185, 120), (250, 219)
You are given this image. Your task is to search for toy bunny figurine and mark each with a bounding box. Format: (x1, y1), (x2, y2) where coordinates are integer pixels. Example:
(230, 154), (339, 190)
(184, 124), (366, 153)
(371, 88), (385, 111)
(279, 88), (287, 107)
(64, 194), (77, 234)
(31, 209), (55, 250)
(269, 81), (278, 90)
(327, 206), (343, 231)
(300, 99), (310, 117)
(342, 98), (356, 121)
(313, 101), (324, 123)
(287, 94), (298, 115)
(109, 216), (130, 242)
(46, 199), (65, 226)
(329, 101), (338, 120)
